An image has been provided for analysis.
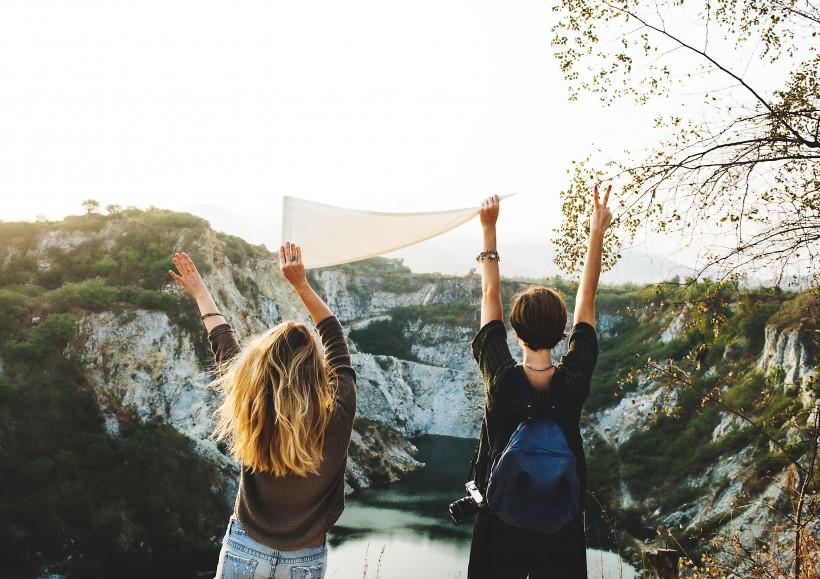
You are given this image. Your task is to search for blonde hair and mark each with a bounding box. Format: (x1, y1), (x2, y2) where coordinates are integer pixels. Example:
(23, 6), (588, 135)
(211, 321), (335, 477)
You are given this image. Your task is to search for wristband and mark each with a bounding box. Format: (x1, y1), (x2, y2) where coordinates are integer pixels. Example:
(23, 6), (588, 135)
(201, 312), (223, 320)
(476, 250), (500, 263)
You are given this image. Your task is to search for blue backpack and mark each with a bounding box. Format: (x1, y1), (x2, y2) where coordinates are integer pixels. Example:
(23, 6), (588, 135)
(485, 366), (580, 533)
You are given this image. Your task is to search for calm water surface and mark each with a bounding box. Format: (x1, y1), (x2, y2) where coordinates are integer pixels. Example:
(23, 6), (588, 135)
(326, 436), (636, 579)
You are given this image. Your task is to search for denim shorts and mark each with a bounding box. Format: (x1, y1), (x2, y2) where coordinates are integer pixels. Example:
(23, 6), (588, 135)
(214, 517), (327, 579)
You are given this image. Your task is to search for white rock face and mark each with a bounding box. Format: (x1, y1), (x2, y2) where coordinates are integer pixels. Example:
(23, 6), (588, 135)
(407, 322), (477, 372)
(314, 270), (482, 323)
(711, 411), (746, 442)
(353, 353), (485, 438)
(758, 325), (816, 392)
(660, 310), (687, 344)
(68, 310), (225, 460)
(591, 376), (678, 447)
(345, 428), (424, 492)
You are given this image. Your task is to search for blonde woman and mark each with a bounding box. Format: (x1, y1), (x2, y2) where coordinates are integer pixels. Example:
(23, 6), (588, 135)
(169, 242), (356, 579)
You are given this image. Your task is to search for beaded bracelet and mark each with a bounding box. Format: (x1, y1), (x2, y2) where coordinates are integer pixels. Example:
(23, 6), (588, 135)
(476, 250), (500, 263)
(201, 312), (223, 320)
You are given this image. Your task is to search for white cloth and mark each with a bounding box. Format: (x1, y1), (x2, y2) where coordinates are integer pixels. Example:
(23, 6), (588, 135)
(281, 195), (512, 269)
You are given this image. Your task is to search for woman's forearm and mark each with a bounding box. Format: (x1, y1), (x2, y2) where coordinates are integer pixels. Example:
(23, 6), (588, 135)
(169, 252), (226, 332)
(574, 229), (604, 327)
(573, 185), (612, 329)
(293, 281), (334, 326)
(480, 224), (503, 326)
(194, 291), (226, 333)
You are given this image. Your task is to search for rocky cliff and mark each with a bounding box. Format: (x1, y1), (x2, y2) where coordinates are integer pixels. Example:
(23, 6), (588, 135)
(1, 212), (817, 574)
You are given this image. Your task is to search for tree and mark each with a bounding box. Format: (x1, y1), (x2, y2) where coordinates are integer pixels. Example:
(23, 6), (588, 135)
(105, 204), (122, 216)
(550, 0), (819, 285)
(82, 199), (100, 216)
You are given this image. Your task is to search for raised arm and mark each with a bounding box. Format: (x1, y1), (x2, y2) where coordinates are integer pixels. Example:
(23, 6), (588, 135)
(279, 242), (333, 325)
(479, 195), (503, 327)
(169, 252), (226, 333)
(573, 185), (613, 329)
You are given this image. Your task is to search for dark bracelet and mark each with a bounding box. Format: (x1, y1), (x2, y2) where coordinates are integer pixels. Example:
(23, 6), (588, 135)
(476, 250), (500, 263)
(201, 312), (223, 320)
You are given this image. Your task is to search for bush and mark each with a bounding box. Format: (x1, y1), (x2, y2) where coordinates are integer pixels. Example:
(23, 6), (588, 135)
(4, 313), (77, 363)
(349, 318), (414, 359)
(217, 232), (271, 265)
(136, 209), (208, 230)
(48, 277), (119, 311)
(0, 374), (18, 399)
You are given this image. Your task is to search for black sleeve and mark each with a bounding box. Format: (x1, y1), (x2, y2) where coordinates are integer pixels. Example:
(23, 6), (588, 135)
(471, 320), (516, 407)
(558, 322), (598, 409)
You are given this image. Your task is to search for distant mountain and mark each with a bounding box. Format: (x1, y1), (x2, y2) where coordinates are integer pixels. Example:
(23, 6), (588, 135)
(392, 236), (695, 285)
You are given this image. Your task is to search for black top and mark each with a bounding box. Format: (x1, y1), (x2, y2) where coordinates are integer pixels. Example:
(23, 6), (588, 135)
(470, 320), (598, 511)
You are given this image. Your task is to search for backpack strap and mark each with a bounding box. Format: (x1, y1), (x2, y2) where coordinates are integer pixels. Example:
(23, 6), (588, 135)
(515, 365), (565, 421)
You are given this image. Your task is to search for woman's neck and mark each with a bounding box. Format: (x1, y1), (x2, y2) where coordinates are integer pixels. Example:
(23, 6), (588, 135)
(521, 346), (552, 370)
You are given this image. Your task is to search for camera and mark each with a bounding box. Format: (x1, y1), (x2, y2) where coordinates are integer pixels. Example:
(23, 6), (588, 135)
(448, 480), (485, 523)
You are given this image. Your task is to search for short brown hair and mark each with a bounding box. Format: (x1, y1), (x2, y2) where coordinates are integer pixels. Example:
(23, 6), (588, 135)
(509, 286), (568, 350)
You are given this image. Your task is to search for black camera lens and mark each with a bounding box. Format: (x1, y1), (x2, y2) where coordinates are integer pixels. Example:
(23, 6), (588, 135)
(448, 495), (478, 523)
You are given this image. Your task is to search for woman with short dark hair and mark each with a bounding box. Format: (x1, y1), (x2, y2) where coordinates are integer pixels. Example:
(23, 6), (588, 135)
(468, 187), (613, 578)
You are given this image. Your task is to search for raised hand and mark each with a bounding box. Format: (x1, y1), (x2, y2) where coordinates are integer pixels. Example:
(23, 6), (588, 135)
(590, 184), (613, 234)
(279, 242), (333, 324)
(574, 184), (614, 328)
(280, 242), (307, 290)
(169, 252), (210, 300)
(169, 252), (224, 330)
(479, 195), (500, 229)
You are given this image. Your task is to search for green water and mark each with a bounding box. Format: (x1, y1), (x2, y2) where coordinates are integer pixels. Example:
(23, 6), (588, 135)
(326, 436), (636, 579)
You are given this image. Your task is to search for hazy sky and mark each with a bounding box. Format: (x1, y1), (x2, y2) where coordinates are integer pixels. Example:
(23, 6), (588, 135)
(0, 0), (693, 279)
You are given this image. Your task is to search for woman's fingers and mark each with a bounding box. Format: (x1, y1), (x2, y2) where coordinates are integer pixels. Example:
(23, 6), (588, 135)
(593, 184), (600, 208)
(181, 252), (196, 273)
(173, 255), (186, 275)
(280, 242), (302, 265)
(480, 195), (499, 209)
(602, 185), (611, 207)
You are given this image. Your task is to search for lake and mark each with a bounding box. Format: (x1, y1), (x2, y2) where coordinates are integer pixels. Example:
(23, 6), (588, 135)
(326, 436), (636, 579)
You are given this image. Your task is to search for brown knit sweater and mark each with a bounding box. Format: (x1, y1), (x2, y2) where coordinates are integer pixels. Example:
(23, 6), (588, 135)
(208, 315), (357, 550)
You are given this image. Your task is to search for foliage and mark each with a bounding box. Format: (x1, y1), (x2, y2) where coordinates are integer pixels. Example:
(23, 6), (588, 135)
(389, 303), (477, 327)
(81, 199), (100, 215)
(0, 315), (228, 578)
(0, 210), (242, 577)
(349, 318), (415, 360)
(551, 0), (820, 283)
(4, 313), (77, 365)
(769, 288), (820, 331)
(334, 256), (412, 276)
(137, 207), (208, 230)
(349, 302), (478, 359)
(216, 232), (272, 266)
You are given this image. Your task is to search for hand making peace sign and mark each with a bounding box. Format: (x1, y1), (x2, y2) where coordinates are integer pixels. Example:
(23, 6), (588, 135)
(590, 184), (613, 234)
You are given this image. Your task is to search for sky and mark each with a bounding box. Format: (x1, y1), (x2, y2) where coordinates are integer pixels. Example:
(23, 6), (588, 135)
(0, 0), (704, 281)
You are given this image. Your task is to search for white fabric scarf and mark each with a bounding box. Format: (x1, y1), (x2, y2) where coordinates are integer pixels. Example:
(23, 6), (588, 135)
(281, 195), (512, 269)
